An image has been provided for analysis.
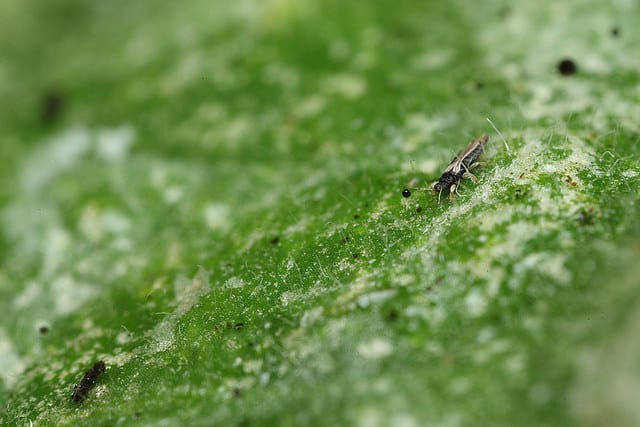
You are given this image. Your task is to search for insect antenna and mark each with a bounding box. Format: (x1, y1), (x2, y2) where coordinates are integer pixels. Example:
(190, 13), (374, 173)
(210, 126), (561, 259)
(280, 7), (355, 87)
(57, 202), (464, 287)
(486, 117), (510, 151)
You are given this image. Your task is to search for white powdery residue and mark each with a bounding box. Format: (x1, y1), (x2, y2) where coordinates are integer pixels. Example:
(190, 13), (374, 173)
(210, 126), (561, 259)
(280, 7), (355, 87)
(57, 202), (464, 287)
(402, 113), (455, 153)
(335, 273), (371, 308)
(222, 116), (252, 144)
(522, 80), (594, 121)
(357, 289), (397, 308)
(116, 330), (132, 345)
(203, 203), (230, 230)
(515, 252), (571, 285)
(323, 73), (367, 99)
(174, 267), (210, 314)
(357, 338), (393, 360)
(14, 281), (42, 309)
(449, 377), (471, 396)
(79, 204), (104, 242)
(101, 210), (132, 234)
(139, 270), (209, 355)
(0, 329), (26, 389)
(294, 95), (326, 118)
(147, 319), (175, 354)
(52, 274), (99, 315)
(464, 289), (487, 317)
(41, 226), (71, 275)
(262, 63), (300, 88)
(21, 127), (92, 192)
(622, 169), (638, 178)
(476, 327), (495, 344)
(300, 306), (324, 328)
(411, 48), (453, 70)
(163, 186), (184, 204)
(224, 276), (246, 289)
(95, 125), (136, 162)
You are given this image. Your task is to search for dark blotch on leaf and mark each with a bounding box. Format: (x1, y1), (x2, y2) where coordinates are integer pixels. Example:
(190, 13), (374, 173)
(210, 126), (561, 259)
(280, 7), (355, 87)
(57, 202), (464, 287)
(475, 81), (485, 90)
(577, 209), (596, 226)
(38, 325), (49, 334)
(40, 91), (65, 124)
(557, 58), (577, 76)
(386, 309), (399, 322)
(71, 360), (106, 403)
(353, 214), (360, 219)
(416, 206), (423, 213)
(611, 27), (620, 37)
(270, 236), (280, 245)
(352, 253), (359, 259)
(341, 236), (350, 244)
(234, 322), (244, 330)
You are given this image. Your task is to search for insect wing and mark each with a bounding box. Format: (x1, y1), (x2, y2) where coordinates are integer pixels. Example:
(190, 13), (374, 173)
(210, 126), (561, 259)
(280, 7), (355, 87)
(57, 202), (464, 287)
(458, 135), (488, 166)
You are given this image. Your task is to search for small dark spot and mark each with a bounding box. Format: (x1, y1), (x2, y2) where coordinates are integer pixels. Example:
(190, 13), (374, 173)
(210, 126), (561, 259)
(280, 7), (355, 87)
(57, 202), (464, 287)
(71, 360), (106, 403)
(134, 412), (142, 418)
(341, 236), (350, 244)
(514, 186), (530, 200)
(498, 6), (512, 18)
(416, 206), (423, 213)
(353, 214), (360, 219)
(386, 309), (399, 322)
(474, 81), (485, 90)
(402, 189), (411, 198)
(557, 58), (577, 76)
(426, 286), (433, 292)
(270, 236), (280, 245)
(234, 322), (244, 331)
(40, 91), (65, 124)
(352, 253), (359, 259)
(577, 209), (595, 226)
(232, 387), (242, 398)
(611, 27), (620, 37)
(39, 325), (49, 334)
(565, 175), (578, 187)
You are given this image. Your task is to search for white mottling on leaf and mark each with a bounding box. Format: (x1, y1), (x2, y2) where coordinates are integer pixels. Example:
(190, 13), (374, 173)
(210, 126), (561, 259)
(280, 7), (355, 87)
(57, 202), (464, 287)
(357, 289), (397, 308)
(203, 203), (230, 230)
(323, 73), (367, 99)
(52, 274), (99, 315)
(0, 329), (25, 388)
(464, 289), (487, 317)
(357, 338), (393, 359)
(95, 125), (136, 162)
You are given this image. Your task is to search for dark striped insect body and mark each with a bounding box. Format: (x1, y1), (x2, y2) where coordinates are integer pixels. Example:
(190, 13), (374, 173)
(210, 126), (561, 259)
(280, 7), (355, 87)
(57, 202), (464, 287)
(432, 134), (488, 201)
(71, 360), (106, 403)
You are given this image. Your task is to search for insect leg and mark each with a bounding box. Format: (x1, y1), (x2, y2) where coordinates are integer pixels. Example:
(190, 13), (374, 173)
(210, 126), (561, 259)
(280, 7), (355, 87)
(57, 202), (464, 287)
(449, 183), (457, 200)
(463, 171), (478, 182)
(468, 161), (487, 169)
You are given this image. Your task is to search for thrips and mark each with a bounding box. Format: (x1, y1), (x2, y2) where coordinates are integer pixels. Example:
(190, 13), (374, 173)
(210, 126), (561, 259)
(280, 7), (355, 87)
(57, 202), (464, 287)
(432, 135), (488, 201)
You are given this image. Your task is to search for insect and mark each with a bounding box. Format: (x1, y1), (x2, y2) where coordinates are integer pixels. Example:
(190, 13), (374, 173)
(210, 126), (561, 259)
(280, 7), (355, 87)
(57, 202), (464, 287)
(432, 134), (488, 201)
(71, 360), (106, 403)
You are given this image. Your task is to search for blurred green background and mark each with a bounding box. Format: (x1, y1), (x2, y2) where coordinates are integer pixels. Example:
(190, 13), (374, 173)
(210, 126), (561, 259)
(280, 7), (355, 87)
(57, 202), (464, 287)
(1, 0), (639, 425)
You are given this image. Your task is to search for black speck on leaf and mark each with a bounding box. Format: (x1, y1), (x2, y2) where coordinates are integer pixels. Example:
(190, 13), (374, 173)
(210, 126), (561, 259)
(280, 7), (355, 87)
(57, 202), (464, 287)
(40, 91), (65, 124)
(71, 360), (106, 403)
(557, 58), (577, 76)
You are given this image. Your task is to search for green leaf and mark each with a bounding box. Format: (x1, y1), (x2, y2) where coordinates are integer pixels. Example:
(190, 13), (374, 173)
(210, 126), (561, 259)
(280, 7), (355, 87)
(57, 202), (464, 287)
(2, 0), (639, 426)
